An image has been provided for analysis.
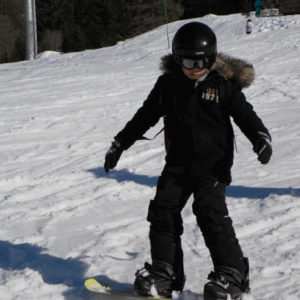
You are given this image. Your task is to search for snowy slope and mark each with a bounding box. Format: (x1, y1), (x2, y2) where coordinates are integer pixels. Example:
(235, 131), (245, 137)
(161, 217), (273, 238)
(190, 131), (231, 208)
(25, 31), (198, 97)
(0, 13), (299, 300)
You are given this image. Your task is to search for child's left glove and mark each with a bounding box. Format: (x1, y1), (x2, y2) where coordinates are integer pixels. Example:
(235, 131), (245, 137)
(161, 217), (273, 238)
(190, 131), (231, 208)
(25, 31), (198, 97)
(253, 131), (272, 164)
(104, 139), (124, 173)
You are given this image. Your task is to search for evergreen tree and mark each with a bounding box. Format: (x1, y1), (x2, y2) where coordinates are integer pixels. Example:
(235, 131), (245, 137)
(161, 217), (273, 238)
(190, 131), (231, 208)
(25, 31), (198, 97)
(36, 0), (132, 52)
(127, 0), (183, 37)
(181, 0), (254, 18)
(0, 0), (24, 63)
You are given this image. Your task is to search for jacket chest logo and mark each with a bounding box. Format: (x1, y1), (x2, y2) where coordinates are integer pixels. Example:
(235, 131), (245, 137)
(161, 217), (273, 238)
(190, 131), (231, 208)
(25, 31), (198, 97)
(201, 87), (219, 103)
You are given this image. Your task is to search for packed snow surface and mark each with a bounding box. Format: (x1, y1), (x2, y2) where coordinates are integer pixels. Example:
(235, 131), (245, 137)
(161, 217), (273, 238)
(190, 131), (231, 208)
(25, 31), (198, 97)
(0, 13), (299, 300)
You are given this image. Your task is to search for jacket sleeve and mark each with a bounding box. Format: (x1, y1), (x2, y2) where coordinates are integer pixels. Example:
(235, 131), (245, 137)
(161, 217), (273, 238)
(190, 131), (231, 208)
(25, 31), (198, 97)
(228, 81), (271, 145)
(114, 76), (164, 150)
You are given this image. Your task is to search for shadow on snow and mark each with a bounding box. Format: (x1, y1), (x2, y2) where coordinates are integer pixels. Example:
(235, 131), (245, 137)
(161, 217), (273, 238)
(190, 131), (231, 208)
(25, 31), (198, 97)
(0, 241), (91, 299)
(87, 167), (300, 199)
(87, 167), (159, 188)
(0, 241), (141, 299)
(0, 241), (201, 299)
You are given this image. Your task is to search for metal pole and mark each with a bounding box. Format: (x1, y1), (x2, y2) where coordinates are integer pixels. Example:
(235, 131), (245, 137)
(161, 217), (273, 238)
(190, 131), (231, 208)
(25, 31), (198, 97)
(25, 0), (37, 60)
(163, 0), (170, 49)
(32, 0), (38, 58)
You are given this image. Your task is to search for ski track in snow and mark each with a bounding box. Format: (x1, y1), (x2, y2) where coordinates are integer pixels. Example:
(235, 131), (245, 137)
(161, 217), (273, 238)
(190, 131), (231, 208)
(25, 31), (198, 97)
(0, 14), (300, 300)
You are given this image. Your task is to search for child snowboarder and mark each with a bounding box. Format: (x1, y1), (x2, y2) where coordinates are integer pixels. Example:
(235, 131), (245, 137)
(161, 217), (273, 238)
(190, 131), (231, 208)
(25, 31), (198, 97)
(104, 22), (272, 300)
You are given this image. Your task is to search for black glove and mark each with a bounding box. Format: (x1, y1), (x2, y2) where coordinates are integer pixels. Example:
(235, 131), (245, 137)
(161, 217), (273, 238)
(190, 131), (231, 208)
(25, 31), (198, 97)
(253, 131), (272, 164)
(104, 139), (124, 173)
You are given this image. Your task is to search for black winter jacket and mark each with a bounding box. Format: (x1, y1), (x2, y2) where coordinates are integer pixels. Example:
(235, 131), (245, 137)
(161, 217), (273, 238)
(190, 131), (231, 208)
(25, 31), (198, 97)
(115, 54), (270, 184)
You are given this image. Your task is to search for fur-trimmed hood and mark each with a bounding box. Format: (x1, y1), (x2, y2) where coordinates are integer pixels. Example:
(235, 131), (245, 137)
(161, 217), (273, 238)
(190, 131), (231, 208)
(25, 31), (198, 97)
(160, 53), (255, 89)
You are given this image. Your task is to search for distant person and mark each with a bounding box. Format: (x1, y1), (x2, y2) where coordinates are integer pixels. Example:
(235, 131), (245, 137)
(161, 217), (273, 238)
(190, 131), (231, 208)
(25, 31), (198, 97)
(255, 0), (262, 17)
(104, 22), (272, 300)
(246, 19), (253, 34)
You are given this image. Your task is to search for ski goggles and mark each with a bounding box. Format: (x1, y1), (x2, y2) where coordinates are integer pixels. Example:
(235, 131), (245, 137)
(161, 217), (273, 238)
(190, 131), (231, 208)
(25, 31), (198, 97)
(178, 57), (210, 70)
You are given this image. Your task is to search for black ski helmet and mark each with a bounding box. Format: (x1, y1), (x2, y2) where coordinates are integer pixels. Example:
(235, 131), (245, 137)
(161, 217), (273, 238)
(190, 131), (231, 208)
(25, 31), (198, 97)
(172, 22), (217, 69)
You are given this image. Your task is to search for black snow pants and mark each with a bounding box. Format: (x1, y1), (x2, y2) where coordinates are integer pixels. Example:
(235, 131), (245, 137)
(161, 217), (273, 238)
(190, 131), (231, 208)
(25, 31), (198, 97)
(147, 170), (247, 276)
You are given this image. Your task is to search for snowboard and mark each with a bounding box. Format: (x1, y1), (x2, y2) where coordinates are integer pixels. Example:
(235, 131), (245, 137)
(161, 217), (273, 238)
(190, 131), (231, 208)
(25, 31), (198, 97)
(84, 278), (171, 300)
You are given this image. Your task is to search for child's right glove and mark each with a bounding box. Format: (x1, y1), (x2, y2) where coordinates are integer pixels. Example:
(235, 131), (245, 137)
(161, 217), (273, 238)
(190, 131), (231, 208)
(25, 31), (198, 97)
(253, 131), (272, 164)
(104, 139), (124, 173)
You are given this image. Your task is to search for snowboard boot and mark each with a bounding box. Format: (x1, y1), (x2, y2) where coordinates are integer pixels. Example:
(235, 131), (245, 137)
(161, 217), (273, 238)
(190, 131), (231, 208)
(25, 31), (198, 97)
(204, 259), (250, 300)
(134, 260), (185, 298)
